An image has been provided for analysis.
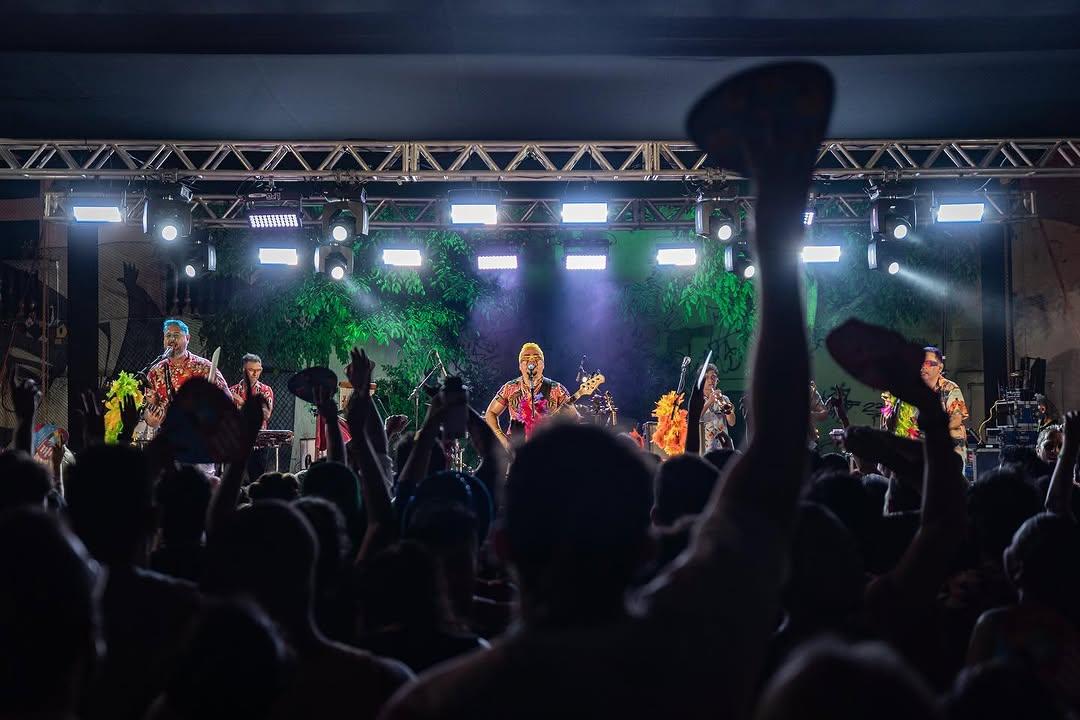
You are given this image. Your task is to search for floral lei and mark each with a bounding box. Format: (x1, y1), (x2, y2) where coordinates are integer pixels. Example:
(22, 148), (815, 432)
(511, 386), (549, 439)
(651, 390), (688, 457)
(103, 371), (144, 444)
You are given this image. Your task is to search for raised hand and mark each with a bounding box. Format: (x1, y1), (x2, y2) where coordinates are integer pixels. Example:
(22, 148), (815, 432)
(10, 371), (41, 424)
(312, 384), (338, 420)
(78, 390), (106, 447)
(826, 319), (935, 409)
(119, 395), (141, 445)
(1063, 411), (1080, 455)
(346, 347), (375, 400)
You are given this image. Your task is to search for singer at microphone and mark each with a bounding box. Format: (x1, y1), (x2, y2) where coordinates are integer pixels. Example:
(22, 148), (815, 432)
(142, 319), (231, 428)
(484, 341), (581, 450)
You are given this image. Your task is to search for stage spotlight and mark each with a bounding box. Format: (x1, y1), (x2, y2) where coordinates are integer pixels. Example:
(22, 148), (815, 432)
(382, 248), (424, 267)
(803, 210), (815, 226)
(694, 199), (713, 237)
(800, 245), (843, 263)
(182, 241), (217, 278)
(317, 244), (354, 280)
(871, 198), (916, 240)
(71, 199), (123, 223)
(320, 199), (368, 244)
(257, 245), (301, 266)
(449, 189), (501, 225)
(247, 192), (303, 229)
(477, 251), (519, 271)
(867, 239), (901, 274)
(143, 185), (193, 241)
(723, 243), (755, 279)
(716, 217), (735, 241)
(935, 202), (985, 223)
(656, 244), (698, 267)
(561, 201), (608, 224)
(565, 254), (607, 271)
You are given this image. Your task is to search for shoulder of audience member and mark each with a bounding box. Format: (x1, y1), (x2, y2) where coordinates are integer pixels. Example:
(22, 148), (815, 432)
(323, 638), (415, 687)
(378, 642), (501, 720)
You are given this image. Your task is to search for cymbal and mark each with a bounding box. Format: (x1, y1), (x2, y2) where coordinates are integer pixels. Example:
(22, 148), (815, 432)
(287, 367), (337, 404)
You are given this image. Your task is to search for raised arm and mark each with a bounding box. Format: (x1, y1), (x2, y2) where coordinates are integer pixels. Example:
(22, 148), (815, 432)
(10, 372), (40, 455)
(206, 378), (265, 539)
(828, 319), (968, 607)
(1046, 411), (1079, 519)
(395, 392), (448, 511)
(314, 384), (346, 464)
(343, 348), (397, 563)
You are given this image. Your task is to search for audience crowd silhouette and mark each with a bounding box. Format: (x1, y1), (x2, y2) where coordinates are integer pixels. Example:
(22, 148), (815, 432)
(2, 63), (1078, 720)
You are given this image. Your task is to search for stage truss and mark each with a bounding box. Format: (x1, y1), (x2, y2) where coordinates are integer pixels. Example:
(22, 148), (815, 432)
(3, 138), (1080, 183)
(41, 190), (1037, 229)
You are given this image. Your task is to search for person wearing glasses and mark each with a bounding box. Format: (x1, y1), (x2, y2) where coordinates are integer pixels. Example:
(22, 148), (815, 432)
(920, 346), (969, 457)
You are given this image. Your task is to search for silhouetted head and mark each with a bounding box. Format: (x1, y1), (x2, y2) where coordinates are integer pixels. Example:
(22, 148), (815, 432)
(502, 424), (653, 624)
(0, 450), (53, 512)
(1004, 512), (1080, 622)
(202, 502), (317, 635)
(652, 453), (720, 527)
(945, 660), (1067, 720)
(301, 461), (363, 546)
(968, 467), (1041, 563)
(160, 598), (290, 720)
(248, 472), (300, 502)
(0, 508), (102, 715)
(64, 444), (155, 566)
(155, 466), (212, 545)
(757, 639), (941, 720)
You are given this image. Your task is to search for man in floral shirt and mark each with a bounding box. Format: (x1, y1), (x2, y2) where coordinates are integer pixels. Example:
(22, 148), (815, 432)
(228, 353), (275, 428)
(143, 319), (230, 428)
(229, 353), (275, 479)
(484, 342), (579, 450)
(921, 346), (969, 451)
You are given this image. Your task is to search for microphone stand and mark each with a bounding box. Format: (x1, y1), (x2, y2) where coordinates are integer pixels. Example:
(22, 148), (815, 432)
(408, 364), (441, 431)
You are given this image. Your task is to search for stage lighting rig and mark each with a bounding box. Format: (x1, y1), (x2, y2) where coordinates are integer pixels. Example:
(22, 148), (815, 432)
(934, 201), (985, 223)
(143, 184), (193, 241)
(656, 241), (698, 267)
(564, 231), (611, 271)
(871, 198), (916, 240)
(382, 245), (424, 267)
(723, 243), (756, 279)
(449, 189), (501, 226)
(316, 244), (354, 280)
(320, 196), (369, 244)
(561, 187), (609, 224)
(69, 193), (124, 223)
(867, 239), (901, 275)
(246, 191), (304, 229)
(182, 239), (217, 278)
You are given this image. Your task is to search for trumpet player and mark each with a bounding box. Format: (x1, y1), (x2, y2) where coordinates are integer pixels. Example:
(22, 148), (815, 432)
(701, 363), (737, 451)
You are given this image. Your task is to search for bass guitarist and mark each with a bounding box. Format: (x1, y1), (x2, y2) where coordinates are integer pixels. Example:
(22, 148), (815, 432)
(485, 342), (582, 450)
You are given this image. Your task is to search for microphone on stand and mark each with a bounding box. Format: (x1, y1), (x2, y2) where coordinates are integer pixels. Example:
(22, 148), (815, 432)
(433, 349), (448, 378)
(576, 354), (587, 383)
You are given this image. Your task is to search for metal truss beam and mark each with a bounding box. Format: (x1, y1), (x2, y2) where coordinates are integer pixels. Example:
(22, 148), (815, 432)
(42, 190), (1038, 230)
(6, 139), (1080, 182)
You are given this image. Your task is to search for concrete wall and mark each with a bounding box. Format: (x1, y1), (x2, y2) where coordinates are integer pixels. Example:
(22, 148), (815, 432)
(1012, 218), (1080, 416)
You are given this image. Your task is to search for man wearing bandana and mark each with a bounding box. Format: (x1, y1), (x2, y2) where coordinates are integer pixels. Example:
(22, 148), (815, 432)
(485, 342), (578, 450)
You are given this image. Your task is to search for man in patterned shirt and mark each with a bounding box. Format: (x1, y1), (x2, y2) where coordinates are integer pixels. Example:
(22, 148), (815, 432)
(484, 342), (579, 450)
(921, 345), (969, 457)
(143, 319), (230, 428)
(229, 353), (275, 479)
(229, 353), (275, 428)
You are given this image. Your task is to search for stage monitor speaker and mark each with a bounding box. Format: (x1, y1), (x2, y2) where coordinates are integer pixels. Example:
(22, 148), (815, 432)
(973, 447), (1001, 479)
